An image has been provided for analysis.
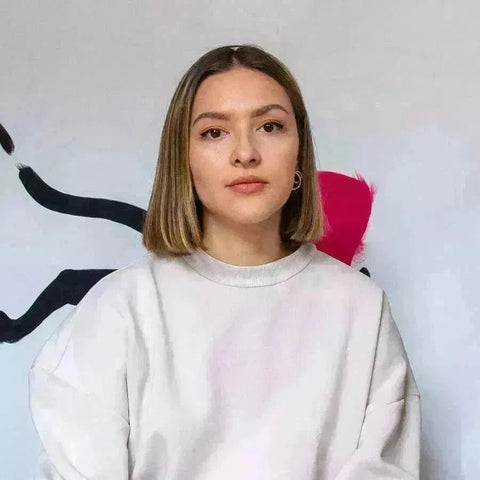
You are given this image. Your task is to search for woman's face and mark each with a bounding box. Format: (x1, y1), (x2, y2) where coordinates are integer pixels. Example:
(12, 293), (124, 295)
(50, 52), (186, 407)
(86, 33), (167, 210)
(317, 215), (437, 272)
(188, 66), (299, 231)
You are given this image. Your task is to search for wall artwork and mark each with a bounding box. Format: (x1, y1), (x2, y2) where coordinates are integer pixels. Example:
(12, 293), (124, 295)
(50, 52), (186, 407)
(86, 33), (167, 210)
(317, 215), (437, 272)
(0, 121), (375, 344)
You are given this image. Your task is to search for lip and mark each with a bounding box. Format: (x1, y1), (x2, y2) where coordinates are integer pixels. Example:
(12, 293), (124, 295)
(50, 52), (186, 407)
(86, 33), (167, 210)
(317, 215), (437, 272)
(227, 175), (267, 186)
(228, 182), (265, 194)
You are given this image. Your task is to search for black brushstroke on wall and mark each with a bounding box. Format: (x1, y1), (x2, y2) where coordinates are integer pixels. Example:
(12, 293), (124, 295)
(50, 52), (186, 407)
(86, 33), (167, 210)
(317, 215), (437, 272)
(18, 165), (145, 231)
(0, 163), (145, 344)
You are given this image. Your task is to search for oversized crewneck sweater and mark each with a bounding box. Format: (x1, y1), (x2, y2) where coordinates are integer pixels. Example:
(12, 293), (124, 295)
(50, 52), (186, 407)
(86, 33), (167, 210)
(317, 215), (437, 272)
(29, 242), (421, 479)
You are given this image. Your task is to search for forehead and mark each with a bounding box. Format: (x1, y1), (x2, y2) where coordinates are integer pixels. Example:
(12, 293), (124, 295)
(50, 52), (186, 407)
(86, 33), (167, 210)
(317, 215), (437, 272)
(192, 67), (292, 112)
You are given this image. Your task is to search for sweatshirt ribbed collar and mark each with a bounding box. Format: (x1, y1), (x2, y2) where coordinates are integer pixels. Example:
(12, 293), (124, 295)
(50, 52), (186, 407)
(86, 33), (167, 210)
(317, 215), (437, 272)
(180, 242), (317, 287)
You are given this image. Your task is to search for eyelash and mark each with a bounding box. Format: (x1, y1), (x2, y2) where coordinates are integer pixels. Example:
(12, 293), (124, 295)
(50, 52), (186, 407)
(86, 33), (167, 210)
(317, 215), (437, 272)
(199, 121), (285, 140)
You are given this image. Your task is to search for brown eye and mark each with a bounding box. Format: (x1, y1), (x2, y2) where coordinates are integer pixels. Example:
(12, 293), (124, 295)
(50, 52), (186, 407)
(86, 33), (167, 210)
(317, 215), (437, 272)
(200, 128), (225, 140)
(261, 122), (284, 133)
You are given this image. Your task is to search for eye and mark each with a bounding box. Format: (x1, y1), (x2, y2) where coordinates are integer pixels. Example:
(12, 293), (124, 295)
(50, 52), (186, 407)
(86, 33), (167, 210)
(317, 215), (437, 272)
(200, 128), (225, 140)
(261, 121), (284, 133)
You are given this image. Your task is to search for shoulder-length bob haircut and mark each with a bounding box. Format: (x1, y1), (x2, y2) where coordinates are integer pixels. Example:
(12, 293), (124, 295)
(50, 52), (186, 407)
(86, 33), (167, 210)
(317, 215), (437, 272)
(142, 43), (324, 257)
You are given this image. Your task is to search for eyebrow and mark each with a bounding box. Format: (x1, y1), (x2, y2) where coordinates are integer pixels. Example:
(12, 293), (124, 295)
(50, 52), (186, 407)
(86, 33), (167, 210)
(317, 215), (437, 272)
(191, 103), (290, 126)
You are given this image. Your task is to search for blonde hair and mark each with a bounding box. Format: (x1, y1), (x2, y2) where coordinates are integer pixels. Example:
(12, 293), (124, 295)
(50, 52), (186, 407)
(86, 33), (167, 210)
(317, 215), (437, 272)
(142, 43), (324, 256)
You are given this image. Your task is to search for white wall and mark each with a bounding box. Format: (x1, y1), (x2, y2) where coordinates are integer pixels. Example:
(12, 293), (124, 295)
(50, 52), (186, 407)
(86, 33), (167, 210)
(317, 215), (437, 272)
(1, 1), (478, 478)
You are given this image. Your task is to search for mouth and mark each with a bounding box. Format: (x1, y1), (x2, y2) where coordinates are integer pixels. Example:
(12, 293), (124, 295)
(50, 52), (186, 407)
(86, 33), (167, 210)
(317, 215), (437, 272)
(227, 175), (267, 187)
(228, 182), (266, 194)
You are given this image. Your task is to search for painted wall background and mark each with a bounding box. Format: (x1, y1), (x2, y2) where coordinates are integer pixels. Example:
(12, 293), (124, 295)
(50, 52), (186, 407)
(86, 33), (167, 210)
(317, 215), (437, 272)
(0, 1), (478, 478)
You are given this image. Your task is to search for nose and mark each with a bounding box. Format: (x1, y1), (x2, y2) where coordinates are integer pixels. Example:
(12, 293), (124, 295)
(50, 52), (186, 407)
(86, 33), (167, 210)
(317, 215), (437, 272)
(231, 129), (260, 165)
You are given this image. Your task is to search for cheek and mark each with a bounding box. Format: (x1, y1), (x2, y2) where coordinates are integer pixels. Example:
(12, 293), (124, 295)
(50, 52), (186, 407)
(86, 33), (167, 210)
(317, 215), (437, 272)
(189, 153), (222, 203)
(267, 135), (299, 162)
(285, 135), (300, 158)
(188, 147), (210, 184)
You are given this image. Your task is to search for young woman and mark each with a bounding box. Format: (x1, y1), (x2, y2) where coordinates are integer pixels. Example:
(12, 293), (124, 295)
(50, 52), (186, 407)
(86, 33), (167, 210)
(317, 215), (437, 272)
(29, 44), (421, 479)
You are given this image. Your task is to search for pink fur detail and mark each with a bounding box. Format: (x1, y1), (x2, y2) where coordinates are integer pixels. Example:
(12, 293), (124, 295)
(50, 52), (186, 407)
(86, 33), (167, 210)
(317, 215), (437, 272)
(313, 171), (376, 266)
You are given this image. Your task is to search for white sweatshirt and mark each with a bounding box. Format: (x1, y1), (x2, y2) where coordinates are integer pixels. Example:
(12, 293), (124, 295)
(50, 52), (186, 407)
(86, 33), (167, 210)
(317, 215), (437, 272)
(29, 242), (421, 479)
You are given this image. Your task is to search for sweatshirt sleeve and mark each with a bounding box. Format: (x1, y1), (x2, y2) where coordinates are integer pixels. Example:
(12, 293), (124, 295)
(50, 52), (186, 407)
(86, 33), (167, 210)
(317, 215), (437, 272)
(28, 276), (131, 480)
(335, 291), (421, 480)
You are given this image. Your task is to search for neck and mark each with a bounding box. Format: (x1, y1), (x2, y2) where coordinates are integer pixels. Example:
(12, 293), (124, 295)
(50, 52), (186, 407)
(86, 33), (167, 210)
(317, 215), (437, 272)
(200, 211), (292, 267)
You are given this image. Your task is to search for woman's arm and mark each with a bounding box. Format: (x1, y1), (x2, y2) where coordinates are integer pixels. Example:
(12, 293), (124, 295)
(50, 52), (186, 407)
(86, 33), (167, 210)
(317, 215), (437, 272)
(335, 291), (421, 479)
(29, 276), (130, 479)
